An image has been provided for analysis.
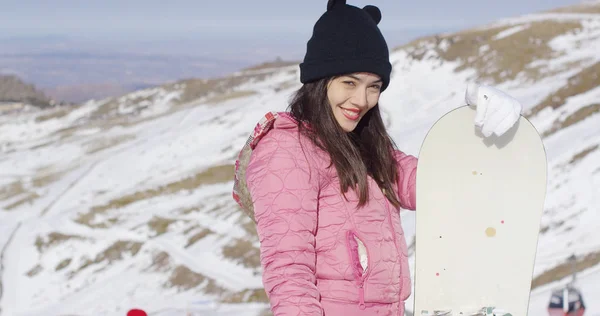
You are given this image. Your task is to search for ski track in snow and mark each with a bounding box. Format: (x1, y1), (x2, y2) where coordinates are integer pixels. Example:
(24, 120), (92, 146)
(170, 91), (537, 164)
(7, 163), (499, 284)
(0, 223), (21, 316)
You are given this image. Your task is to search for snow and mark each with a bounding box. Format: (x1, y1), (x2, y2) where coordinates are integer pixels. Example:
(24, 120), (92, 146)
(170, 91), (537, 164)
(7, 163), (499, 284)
(1, 4), (599, 316)
(491, 13), (600, 27)
(493, 24), (530, 40)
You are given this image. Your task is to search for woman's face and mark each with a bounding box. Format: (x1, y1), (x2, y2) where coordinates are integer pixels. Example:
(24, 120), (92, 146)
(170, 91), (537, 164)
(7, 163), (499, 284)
(327, 72), (382, 132)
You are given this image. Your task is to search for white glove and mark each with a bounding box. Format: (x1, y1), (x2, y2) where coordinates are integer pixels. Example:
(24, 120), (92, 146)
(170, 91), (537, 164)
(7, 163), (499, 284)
(465, 83), (523, 138)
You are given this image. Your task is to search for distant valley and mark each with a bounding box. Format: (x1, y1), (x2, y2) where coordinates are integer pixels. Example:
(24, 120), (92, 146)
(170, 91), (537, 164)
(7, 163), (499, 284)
(0, 51), (252, 103)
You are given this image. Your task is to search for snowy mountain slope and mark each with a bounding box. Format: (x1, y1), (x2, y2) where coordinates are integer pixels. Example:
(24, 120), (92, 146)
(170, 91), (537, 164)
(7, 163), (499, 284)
(1, 2), (599, 316)
(0, 66), (299, 316)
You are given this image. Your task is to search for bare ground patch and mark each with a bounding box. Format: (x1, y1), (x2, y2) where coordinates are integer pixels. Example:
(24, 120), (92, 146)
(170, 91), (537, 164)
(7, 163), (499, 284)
(1, 167), (67, 210)
(222, 238), (261, 270)
(35, 232), (86, 253)
(32, 166), (65, 187)
(204, 90), (257, 104)
(75, 164), (233, 227)
(26, 264), (43, 277)
(221, 288), (268, 304)
(172, 70), (278, 105)
(34, 106), (73, 122)
(532, 251), (600, 289)
(539, 208), (585, 236)
(239, 214), (258, 237)
(165, 265), (226, 293)
(145, 250), (267, 302)
(83, 134), (136, 154)
(0, 181), (26, 201)
(70, 241), (143, 277)
(546, 2), (600, 14)
(398, 20), (584, 85)
(165, 265), (268, 303)
(543, 103), (600, 137)
(569, 145), (599, 165)
(527, 61), (600, 118)
(55, 258), (72, 271)
(147, 216), (177, 237)
(274, 80), (300, 93)
(88, 99), (133, 121)
(185, 228), (214, 248)
(241, 59), (299, 72)
(3, 192), (40, 210)
(50, 125), (82, 141)
(145, 251), (171, 273)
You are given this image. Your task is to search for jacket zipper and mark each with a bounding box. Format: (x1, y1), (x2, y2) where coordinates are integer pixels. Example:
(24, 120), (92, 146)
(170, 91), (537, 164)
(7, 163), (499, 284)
(383, 197), (403, 316)
(346, 230), (370, 310)
(358, 283), (366, 310)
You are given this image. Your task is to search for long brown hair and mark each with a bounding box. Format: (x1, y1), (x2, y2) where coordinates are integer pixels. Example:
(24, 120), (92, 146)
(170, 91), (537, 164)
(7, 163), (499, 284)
(288, 77), (401, 209)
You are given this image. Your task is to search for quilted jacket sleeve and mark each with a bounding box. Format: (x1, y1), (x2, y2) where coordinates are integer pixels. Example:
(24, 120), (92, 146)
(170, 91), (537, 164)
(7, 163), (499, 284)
(245, 129), (323, 315)
(393, 150), (418, 210)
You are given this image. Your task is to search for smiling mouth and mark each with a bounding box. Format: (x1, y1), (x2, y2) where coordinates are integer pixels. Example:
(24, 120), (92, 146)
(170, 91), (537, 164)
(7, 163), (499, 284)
(340, 107), (361, 121)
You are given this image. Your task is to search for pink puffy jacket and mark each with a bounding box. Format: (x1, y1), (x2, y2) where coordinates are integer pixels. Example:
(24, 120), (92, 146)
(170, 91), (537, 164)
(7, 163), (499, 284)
(233, 112), (417, 316)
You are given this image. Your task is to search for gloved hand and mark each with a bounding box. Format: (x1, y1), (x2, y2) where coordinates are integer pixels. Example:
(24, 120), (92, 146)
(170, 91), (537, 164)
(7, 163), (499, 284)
(465, 83), (523, 137)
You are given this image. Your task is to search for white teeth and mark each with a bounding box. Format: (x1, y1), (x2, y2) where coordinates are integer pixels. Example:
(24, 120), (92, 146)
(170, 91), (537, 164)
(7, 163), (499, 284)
(343, 108), (359, 118)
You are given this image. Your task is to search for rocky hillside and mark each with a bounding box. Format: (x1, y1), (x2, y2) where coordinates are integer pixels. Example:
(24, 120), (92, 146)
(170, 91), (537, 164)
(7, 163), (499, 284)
(0, 75), (53, 108)
(0, 2), (599, 315)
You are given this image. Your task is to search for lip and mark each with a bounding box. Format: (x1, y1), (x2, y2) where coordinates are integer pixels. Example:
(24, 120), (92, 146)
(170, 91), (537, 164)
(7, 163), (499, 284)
(340, 107), (361, 121)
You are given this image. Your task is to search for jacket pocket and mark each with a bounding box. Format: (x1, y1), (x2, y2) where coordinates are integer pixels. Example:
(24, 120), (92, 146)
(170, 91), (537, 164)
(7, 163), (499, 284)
(346, 230), (370, 310)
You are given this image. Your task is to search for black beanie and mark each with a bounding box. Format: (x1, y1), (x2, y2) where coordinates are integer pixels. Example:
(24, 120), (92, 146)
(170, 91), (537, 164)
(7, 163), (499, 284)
(299, 0), (392, 91)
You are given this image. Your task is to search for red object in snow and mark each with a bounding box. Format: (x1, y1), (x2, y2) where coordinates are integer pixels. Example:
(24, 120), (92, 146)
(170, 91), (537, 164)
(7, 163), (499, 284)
(547, 309), (585, 316)
(127, 309), (148, 316)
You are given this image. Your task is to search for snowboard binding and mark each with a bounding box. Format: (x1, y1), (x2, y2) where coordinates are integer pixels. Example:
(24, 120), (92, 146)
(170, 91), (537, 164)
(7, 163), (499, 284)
(421, 307), (513, 316)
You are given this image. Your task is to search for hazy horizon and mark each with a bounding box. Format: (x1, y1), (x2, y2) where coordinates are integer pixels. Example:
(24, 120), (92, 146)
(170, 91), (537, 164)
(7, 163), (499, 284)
(0, 0), (587, 102)
(2, 0), (585, 58)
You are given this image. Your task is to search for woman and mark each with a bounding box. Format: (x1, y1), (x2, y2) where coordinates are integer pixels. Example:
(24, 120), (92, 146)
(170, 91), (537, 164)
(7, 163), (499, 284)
(232, 0), (522, 315)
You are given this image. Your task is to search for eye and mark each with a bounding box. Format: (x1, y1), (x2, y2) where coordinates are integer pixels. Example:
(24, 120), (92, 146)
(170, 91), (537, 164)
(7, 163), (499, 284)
(370, 84), (382, 90)
(343, 81), (356, 86)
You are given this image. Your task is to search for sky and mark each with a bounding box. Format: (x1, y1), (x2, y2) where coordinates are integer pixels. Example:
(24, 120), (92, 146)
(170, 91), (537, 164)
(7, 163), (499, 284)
(0, 0), (587, 37)
(0, 0), (586, 59)
(0, 0), (591, 90)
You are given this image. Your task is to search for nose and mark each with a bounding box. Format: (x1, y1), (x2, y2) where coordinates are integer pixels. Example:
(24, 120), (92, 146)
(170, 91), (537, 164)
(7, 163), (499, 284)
(351, 87), (369, 109)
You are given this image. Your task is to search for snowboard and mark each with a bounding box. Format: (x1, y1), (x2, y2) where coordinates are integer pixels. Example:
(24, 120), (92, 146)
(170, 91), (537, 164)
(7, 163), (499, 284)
(412, 105), (548, 316)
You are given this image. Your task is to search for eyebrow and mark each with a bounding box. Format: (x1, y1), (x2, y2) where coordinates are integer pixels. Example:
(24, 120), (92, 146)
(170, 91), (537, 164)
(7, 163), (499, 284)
(346, 74), (382, 84)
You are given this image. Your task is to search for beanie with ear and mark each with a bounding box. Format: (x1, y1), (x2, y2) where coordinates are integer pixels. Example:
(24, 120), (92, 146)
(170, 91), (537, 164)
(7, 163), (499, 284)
(300, 0), (392, 91)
